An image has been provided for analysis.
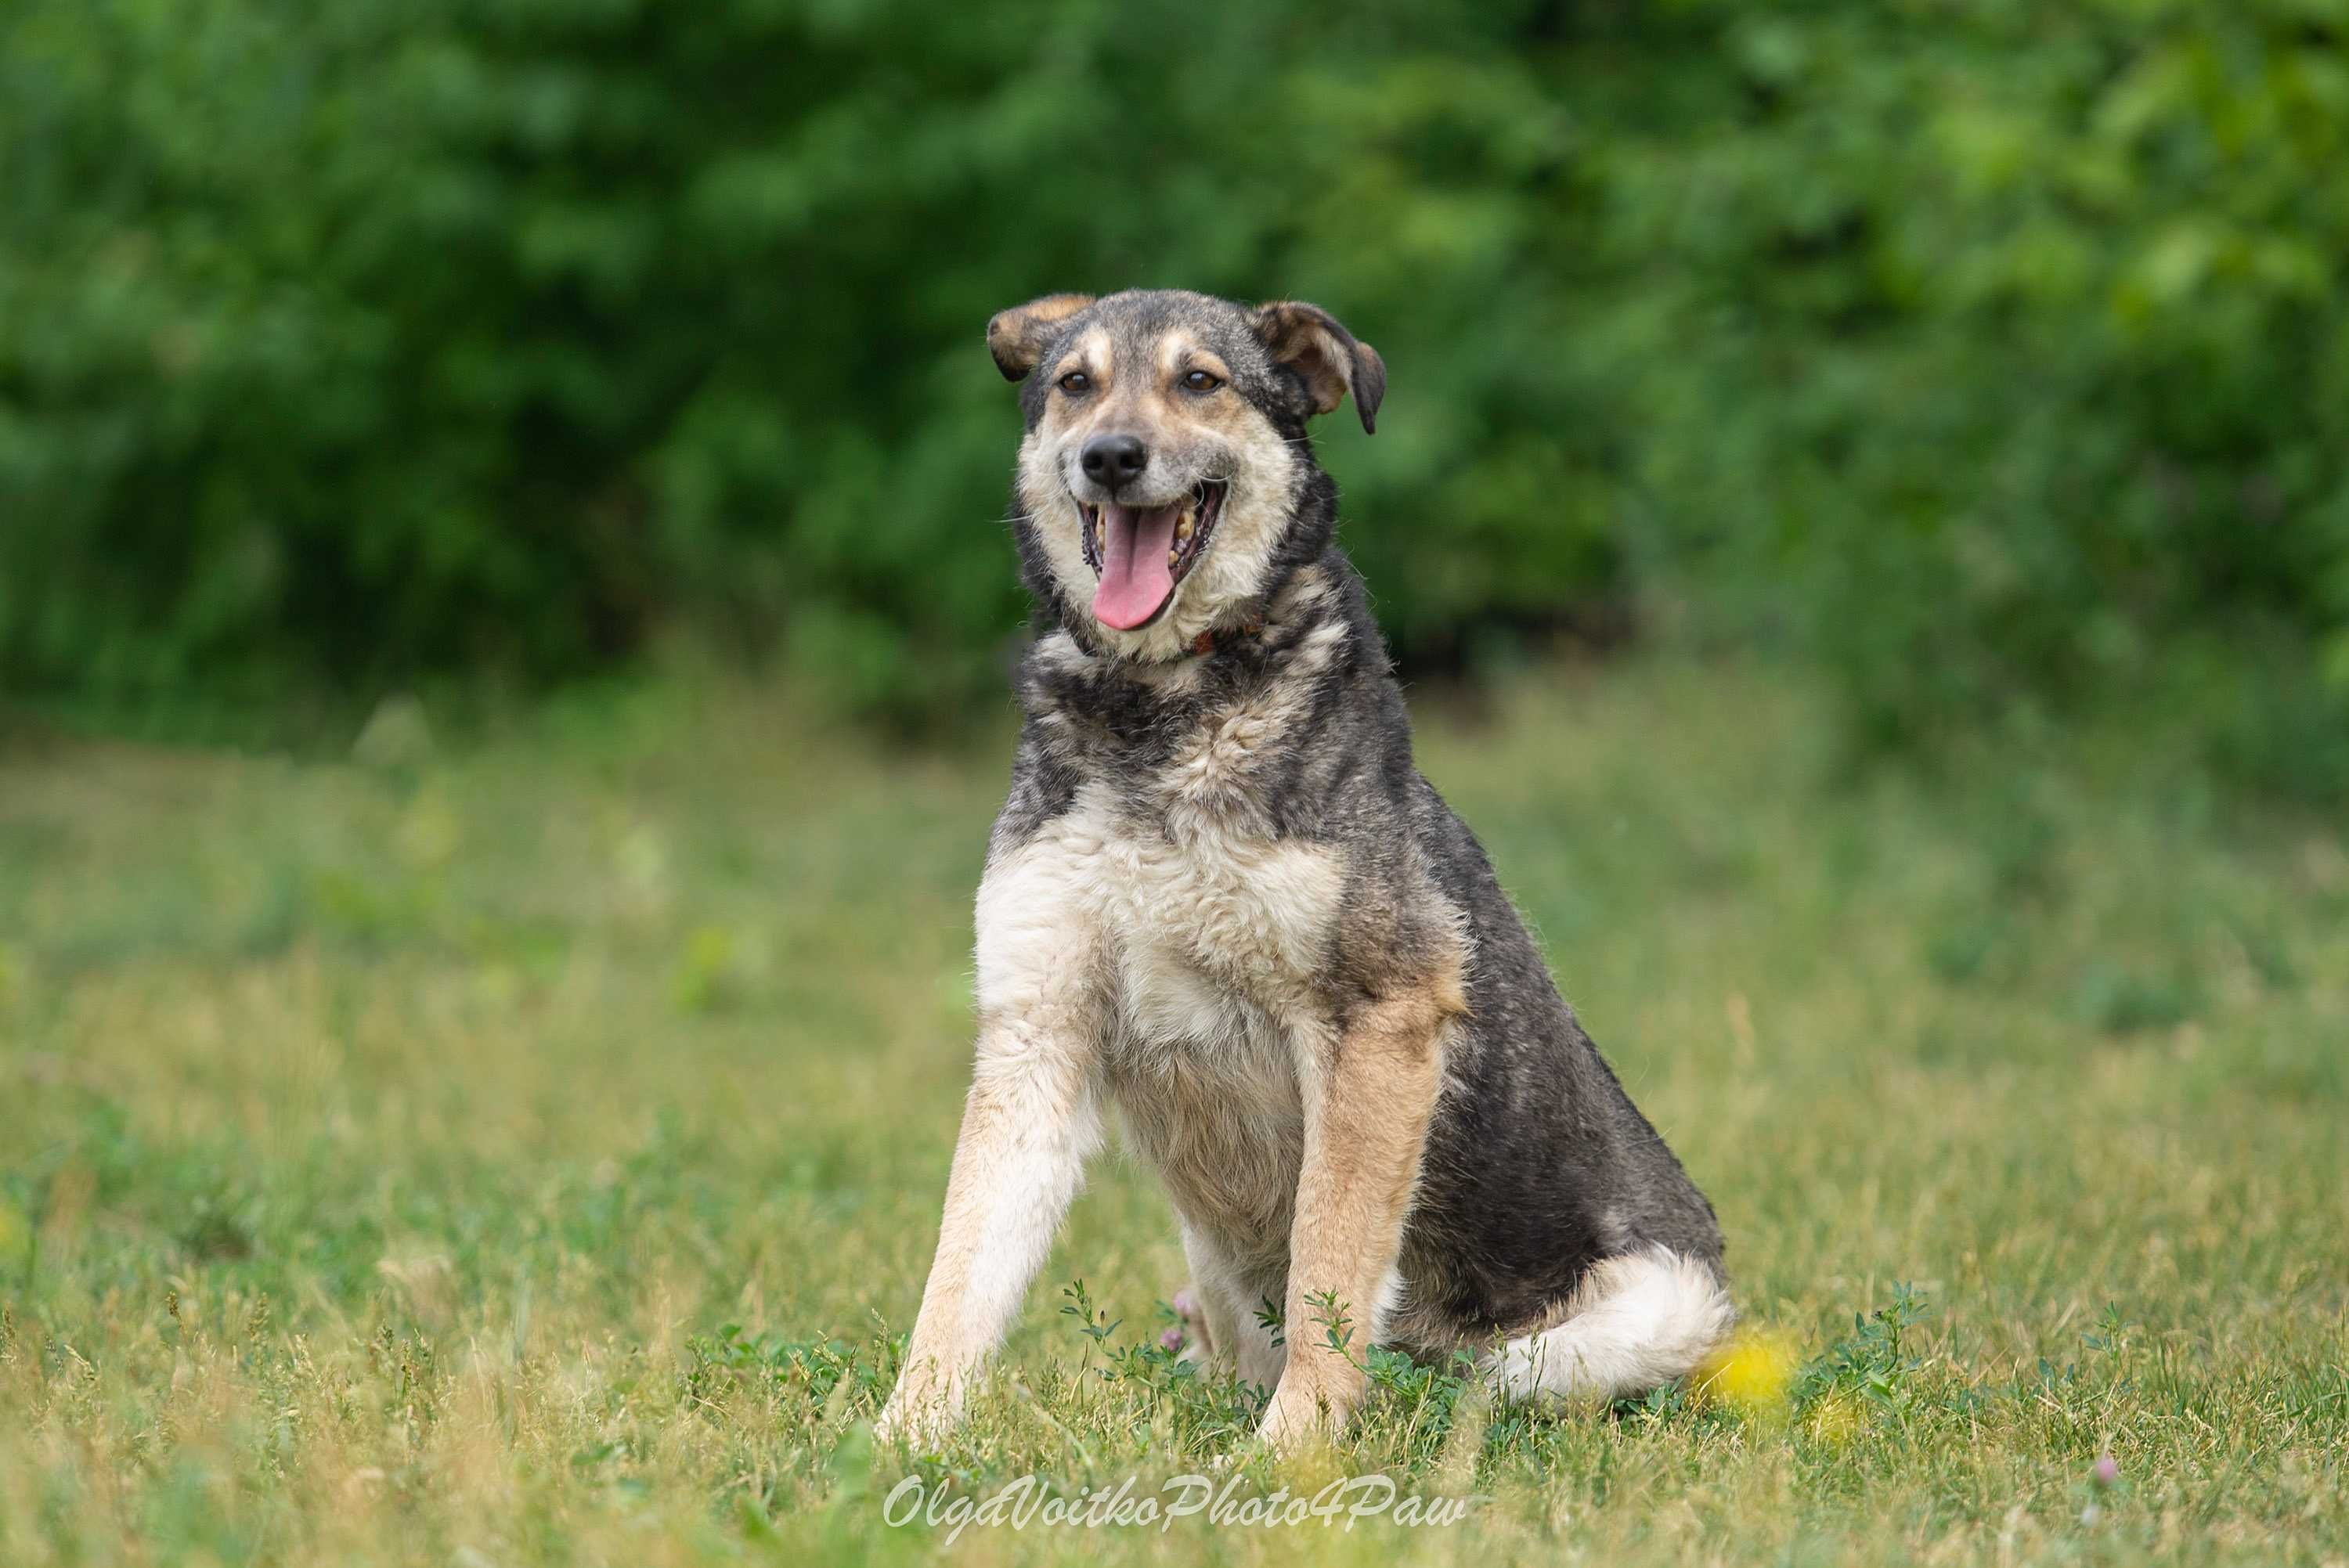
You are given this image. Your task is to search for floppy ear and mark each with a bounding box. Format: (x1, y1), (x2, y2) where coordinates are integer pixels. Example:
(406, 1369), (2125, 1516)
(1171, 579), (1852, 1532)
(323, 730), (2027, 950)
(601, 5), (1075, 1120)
(986, 294), (1096, 381)
(1250, 301), (1387, 434)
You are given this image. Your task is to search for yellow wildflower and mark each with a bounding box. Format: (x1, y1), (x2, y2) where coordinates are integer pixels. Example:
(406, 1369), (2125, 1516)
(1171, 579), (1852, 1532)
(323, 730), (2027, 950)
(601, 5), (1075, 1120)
(1694, 1327), (1801, 1419)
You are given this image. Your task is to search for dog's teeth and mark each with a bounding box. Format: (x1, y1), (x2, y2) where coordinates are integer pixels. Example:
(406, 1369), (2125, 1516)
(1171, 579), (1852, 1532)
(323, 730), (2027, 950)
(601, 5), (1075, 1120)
(1167, 550), (1182, 569)
(1175, 513), (1194, 541)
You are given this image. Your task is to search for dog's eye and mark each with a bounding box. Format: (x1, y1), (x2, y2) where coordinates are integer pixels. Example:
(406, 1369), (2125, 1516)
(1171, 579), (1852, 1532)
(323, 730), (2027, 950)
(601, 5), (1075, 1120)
(1181, 369), (1223, 393)
(1056, 370), (1092, 395)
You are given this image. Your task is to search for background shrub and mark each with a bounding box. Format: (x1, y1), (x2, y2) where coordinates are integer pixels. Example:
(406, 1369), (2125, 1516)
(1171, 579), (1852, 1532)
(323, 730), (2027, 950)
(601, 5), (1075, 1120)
(3, 0), (2344, 786)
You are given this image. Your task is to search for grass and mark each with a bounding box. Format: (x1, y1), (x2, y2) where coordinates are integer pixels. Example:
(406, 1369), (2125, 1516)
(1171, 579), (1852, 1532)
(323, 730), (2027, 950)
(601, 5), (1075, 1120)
(2, 654), (2344, 1566)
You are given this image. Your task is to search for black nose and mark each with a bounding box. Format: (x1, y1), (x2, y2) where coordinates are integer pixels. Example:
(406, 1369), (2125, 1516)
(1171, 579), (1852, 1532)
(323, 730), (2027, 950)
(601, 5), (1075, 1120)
(1080, 433), (1149, 489)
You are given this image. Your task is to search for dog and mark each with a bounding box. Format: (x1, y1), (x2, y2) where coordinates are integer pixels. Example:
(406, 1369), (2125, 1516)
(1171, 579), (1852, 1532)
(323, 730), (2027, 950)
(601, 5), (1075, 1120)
(875, 290), (1729, 1451)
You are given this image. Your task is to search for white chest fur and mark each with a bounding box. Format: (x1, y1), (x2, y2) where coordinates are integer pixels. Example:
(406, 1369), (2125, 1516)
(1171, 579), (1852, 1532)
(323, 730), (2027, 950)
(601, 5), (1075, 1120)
(976, 780), (1340, 1022)
(973, 779), (1340, 1249)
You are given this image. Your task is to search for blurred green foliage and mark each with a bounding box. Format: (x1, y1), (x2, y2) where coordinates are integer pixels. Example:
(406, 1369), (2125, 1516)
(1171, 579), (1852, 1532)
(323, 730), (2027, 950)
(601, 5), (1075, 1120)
(2, 0), (2344, 786)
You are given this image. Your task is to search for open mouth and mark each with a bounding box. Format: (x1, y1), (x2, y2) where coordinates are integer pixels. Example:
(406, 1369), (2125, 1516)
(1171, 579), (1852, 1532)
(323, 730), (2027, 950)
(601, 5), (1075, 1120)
(1077, 481), (1227, 631)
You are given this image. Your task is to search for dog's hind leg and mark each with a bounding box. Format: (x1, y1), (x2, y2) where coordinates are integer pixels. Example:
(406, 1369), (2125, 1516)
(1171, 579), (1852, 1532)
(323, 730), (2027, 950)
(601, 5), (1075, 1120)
(1175, 1221), (1291, 1389)
(1493, 1246), (1734, 1405)
(1172, 1224), (1232, 1366)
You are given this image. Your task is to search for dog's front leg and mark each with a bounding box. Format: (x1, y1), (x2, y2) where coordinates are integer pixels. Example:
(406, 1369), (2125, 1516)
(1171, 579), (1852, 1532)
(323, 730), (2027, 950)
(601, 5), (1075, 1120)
(1258, 977), (1460, 1451)
(876, 1016), (1102, 1447)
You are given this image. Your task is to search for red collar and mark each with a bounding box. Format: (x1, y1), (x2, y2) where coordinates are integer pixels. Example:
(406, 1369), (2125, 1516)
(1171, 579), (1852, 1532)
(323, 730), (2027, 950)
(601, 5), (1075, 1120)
(1190, 616), (1266, 657)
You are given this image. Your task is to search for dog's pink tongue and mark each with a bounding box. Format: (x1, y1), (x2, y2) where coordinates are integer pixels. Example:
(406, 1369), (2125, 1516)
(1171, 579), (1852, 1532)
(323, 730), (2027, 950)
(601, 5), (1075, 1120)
(1092, 503), (1181, 629)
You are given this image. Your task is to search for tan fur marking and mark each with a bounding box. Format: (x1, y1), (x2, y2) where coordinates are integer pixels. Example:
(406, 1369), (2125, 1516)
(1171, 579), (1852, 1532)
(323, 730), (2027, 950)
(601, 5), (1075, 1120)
(1251, 300), (1386, 433)
(1156, 331), (1233, 391)
(1254, 302), (1351, 414)
(987, 293), (1096, 380)
(1043, 326), (1113, 409)
(1257, 967), (1467, 1448)
(1155, 330), (1200, 383)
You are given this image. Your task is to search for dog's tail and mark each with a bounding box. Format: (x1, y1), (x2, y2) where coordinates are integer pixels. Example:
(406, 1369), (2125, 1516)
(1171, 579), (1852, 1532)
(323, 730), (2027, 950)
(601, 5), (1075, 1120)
(1493, 1245), (1734, 1404)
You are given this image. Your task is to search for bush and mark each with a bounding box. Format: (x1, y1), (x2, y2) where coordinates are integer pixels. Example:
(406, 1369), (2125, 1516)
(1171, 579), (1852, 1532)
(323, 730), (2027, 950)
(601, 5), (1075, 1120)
(0, 0), (1612, 723)
(1590, 0), (2349, 796)
(3, 0), (2344, 788)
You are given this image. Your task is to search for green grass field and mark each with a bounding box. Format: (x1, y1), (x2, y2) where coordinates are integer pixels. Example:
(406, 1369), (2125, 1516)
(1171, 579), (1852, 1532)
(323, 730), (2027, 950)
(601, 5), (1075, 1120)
(2, 657), (2344, 1566)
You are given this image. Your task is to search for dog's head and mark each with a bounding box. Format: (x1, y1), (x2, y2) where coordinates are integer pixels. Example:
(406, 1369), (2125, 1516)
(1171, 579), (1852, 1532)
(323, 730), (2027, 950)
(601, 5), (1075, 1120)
(990, 289), (1384, 659)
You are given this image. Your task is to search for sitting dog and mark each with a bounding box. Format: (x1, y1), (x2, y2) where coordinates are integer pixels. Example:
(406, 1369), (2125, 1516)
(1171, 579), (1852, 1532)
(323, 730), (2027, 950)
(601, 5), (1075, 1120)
(876, 290), (1729, 1451)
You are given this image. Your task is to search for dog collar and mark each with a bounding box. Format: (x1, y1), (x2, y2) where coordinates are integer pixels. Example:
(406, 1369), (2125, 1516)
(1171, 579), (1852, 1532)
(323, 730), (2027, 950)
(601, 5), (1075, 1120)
(1190, 616), (1266, 658)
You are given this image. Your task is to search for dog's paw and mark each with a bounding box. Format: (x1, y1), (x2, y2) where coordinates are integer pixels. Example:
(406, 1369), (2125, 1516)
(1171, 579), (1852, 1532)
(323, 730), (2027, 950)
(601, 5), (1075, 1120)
(874, 1379), (960, 1451)
(871, 1401), (933, 1451)
(1253, 1384), (1337, 1455)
